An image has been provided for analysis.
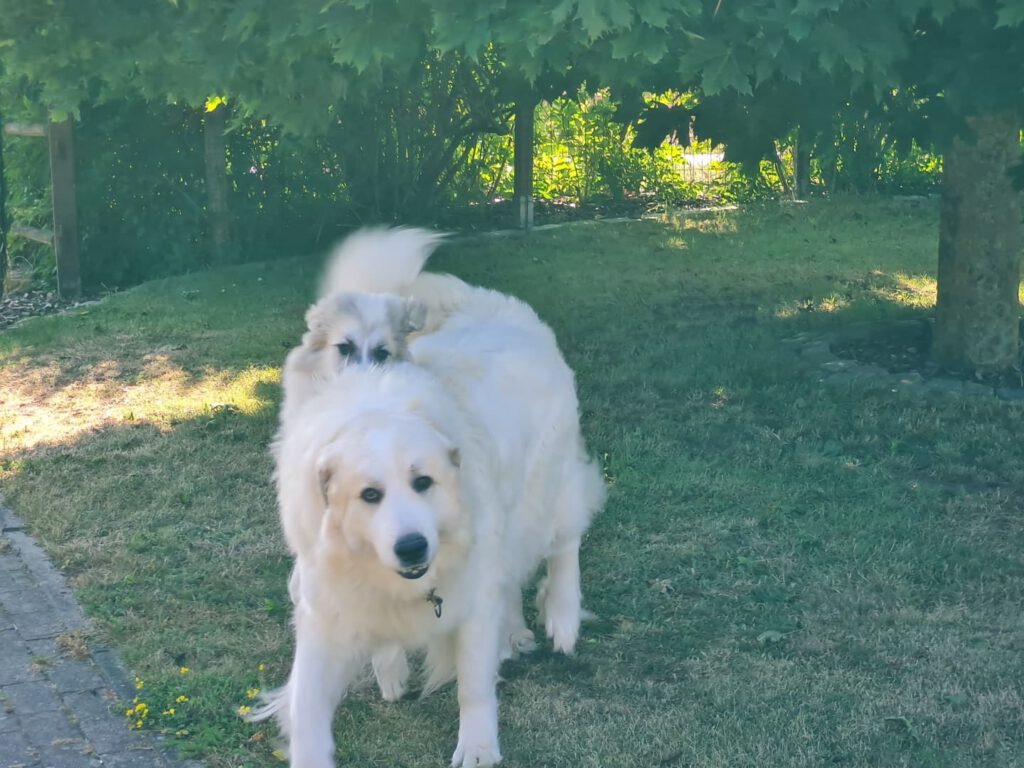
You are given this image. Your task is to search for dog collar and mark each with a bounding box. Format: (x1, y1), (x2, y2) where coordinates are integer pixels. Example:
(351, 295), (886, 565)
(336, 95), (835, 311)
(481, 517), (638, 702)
(426, 589), (443, 618)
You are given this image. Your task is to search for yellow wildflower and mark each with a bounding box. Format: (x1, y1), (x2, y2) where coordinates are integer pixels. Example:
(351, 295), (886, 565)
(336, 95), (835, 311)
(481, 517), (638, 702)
(179, 666), (190, 675)
(176, 694), (189, 703)
(258, 663), (266, 672)
(246, 688), (260, 699)
(238, 705), (253, 716)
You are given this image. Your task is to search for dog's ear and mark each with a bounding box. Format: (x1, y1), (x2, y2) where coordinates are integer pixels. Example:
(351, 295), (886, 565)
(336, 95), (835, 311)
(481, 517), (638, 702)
(303, 299), (332, 351)
(400, 298), (427, 335)
(316, 454), (333, 507)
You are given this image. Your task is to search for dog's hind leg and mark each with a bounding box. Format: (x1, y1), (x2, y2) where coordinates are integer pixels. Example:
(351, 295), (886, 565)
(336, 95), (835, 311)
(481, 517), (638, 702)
(538, 539), (582, 654)
(372, 644), (409, 701)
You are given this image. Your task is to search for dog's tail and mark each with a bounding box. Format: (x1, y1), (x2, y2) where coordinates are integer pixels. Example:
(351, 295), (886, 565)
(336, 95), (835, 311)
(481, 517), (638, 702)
(244, 684), (288, 722)
(319, 227), (447, 298)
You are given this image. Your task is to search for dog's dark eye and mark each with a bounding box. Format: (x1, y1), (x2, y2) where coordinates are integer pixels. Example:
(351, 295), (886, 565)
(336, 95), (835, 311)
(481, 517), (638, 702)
(371, 346), (391, 363)
(360, 487), (384, 504)
(337, 341), (356, 358)
(411, 475), (433, 493)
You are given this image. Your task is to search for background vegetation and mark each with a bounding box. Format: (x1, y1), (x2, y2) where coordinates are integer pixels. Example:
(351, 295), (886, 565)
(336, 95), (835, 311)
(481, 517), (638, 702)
(1, 80), (942, 292)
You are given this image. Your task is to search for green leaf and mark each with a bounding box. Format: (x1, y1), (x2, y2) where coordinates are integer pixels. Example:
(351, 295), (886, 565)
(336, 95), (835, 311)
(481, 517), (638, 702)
(996, 1), (1024, 27)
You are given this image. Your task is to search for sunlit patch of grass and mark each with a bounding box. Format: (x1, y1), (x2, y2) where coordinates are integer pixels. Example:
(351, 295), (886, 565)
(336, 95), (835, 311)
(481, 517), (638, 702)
(0, 356), (278, 451)
(872, 272), (938, 308)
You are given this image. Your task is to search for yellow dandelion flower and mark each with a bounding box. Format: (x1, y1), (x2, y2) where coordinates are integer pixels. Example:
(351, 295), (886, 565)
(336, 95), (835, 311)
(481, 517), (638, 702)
(162, 708), (176, 716)
(179, 666), (190, 675)
(135, 679), (144, 690)
(238, 705), (252, 716)
(176, 694), (189, 703)
(125, 708), (134, 717)
(246, 688), (260, 699)
(258, 663), (266, 672)
(135, 719), (144, 729)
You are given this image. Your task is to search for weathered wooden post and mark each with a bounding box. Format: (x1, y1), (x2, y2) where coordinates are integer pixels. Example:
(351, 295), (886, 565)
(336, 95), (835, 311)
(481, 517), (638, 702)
(203, 102), (230, 262)
(0, 113), (7, 293)
(513, 100), (536, 231)
(47, 119), (81, 299)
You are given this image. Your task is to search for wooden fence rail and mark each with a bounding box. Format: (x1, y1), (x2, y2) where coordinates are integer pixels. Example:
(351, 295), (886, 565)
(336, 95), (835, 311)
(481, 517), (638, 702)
(1, 119), (80, 299)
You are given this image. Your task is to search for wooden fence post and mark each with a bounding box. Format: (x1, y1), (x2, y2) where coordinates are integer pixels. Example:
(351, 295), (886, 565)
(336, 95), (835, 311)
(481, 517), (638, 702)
(513, 100), (536, 231)
(0, 114), (7, 293)
(47, 119), (81, 300)
(203, 103), (230, 262)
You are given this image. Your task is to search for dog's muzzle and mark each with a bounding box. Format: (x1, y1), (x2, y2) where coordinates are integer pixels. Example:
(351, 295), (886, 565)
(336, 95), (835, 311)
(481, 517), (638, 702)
(394, 533), (430, 579)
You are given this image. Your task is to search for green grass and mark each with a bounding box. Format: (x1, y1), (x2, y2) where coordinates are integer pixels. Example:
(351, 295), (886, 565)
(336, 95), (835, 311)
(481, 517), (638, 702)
(2, 197), (1023, 767)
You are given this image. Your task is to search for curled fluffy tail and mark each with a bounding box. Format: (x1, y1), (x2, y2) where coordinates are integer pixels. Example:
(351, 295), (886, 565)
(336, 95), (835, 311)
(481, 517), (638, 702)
(319, 227), (447, 298)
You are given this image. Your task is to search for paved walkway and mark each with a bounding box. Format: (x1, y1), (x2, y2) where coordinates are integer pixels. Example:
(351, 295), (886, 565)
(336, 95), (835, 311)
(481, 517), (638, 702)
(0, 503), (195, 768)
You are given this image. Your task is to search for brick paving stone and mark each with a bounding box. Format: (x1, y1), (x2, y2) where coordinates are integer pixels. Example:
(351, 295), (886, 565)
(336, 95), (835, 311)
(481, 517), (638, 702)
(48, 659), (107, 695)
(0, 704), (19, 734)
(0, 631), (42, 685)
(0, 727), (36, 768)
(2, 681), (64, 716)
(19, 708), (82, 749)
(34, 743), (101, 768)
(61, 690), (140, 756)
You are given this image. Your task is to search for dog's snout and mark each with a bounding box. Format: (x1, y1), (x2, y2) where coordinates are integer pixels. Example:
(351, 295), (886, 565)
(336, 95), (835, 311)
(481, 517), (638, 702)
(394, 533), (429, 566)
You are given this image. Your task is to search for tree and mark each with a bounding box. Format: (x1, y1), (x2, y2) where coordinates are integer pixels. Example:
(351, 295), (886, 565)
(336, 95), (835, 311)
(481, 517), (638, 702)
(609, 0), (1024, 372)
(2, 1), (1021, 370)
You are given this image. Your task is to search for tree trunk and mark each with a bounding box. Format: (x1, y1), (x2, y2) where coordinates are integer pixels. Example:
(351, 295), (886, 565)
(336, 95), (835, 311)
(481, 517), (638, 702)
(933, 112), (1022, 372)
(513, 100), (535, 231)
(203, 104), (230, 263)
(794, 128), (812, 199)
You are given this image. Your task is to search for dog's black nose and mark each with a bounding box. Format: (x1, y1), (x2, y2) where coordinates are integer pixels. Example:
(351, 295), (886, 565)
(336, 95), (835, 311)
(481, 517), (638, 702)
(394, 533), (429, 566)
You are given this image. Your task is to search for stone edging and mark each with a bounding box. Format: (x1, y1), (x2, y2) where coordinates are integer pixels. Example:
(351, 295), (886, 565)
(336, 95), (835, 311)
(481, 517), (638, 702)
(783, 318), (1024, 402)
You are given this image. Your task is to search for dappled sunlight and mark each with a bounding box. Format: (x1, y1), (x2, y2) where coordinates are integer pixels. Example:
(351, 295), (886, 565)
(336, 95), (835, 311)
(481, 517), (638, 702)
(870, 272), (937, 308)
(0, 356), (279, 453)
(773, 294), (852, 320)
(665, 209), (741, 235)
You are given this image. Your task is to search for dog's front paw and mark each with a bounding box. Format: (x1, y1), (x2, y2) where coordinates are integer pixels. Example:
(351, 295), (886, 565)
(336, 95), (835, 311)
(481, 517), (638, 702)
(451, 738), (502, 768)
(451, 706), (501, 767)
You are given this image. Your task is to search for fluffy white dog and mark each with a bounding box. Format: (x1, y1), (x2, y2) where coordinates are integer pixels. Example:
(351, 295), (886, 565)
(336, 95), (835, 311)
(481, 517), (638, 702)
(255, 229), (605, 768)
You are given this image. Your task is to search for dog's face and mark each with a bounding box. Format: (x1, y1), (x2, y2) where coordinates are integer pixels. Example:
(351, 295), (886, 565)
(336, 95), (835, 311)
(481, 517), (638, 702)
(316, 411), (463, 582)
(303, 293), (426, 375)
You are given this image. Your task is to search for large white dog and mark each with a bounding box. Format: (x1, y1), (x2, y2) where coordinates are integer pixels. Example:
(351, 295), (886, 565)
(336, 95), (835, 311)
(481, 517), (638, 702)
(255, 230), (605, 768)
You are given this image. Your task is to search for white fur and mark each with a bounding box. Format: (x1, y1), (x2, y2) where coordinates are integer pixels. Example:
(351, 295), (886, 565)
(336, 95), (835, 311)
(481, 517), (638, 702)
(258, 228), (605, 767)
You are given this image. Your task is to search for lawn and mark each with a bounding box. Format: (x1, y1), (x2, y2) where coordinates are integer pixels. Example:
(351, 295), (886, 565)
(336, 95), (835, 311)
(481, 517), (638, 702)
(1, 198), (1022, 767)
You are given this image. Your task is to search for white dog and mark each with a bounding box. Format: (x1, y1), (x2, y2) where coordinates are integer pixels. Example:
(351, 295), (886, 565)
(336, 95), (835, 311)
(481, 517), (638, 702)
(254, 229), (605, 767)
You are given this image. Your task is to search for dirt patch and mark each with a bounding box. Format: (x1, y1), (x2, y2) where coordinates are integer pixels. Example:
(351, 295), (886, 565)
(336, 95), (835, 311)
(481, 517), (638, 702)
(831, 318), (1024, 392)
